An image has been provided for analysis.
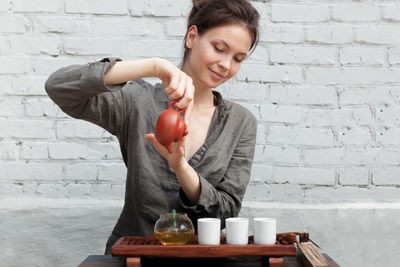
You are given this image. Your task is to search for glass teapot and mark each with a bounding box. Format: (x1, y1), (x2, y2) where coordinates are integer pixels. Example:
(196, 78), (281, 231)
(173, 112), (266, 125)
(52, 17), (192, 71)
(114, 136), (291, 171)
(154, 209), (194, 245)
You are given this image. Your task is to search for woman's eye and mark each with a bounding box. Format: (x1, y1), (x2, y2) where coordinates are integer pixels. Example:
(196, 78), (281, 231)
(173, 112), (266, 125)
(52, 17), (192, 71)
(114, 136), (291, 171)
(214, 46), (224, 52)
(234, 57), (244, 63)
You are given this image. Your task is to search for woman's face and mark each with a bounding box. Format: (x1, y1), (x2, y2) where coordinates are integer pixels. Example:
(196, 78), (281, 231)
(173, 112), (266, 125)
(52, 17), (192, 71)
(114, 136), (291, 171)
(186, 24), (252, 89)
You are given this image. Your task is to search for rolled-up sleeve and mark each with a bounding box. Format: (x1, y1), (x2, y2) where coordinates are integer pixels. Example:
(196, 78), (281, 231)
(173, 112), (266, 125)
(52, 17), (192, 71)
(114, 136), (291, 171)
(179, 114), (257, 226)
(45, 57), (127, 136)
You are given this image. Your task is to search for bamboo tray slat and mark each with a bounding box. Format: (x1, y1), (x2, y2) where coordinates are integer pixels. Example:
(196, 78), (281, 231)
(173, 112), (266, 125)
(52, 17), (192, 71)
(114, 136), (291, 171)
(111, 235), (297, 258)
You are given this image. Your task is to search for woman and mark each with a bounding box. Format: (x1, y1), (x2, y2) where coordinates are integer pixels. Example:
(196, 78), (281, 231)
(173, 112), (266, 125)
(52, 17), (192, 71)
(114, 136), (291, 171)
(45, 0), (259, 254)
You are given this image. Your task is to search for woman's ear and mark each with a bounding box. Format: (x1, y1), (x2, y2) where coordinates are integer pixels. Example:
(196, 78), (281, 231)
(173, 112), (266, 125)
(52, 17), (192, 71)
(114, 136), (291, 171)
(186, 25), (198, 49)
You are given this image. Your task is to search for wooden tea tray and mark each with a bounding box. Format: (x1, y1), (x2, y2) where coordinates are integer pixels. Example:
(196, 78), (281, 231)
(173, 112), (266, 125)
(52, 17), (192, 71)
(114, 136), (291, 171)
(111, 235), (297, 258)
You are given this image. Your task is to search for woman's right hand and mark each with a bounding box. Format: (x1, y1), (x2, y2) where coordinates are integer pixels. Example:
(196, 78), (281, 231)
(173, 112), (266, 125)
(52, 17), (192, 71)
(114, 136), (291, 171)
(153, 58), (194, 124)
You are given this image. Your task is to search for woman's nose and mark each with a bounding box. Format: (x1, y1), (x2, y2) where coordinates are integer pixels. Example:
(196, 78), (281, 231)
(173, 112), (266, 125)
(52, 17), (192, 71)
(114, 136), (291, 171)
(218, 56), (230, 71)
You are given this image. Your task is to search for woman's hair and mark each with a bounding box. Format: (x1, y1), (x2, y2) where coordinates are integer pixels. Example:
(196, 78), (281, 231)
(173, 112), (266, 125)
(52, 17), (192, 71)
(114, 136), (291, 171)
(181, 0), (260, 66)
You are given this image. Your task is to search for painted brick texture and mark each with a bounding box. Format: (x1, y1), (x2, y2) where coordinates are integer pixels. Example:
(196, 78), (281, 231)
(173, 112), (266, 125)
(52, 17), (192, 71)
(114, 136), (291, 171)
(1, 1), (400, 266)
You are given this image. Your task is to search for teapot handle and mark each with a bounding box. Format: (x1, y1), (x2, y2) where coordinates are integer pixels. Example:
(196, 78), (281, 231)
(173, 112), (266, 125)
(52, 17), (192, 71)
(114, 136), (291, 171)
(168, 100), (186, 115)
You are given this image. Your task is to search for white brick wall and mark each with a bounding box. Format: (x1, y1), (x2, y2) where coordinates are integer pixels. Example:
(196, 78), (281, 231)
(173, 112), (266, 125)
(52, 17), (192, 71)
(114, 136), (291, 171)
(1, 1), (400, 266)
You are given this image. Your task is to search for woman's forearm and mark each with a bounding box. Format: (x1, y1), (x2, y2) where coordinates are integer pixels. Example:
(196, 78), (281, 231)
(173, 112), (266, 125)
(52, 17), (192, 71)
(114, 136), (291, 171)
(104, 58), (158, 85)
(174, 161), (201, 205)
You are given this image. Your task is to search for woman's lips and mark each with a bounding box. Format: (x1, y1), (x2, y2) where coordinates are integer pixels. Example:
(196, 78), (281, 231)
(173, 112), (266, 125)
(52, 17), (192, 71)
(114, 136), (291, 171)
(209, 68), (225, 80)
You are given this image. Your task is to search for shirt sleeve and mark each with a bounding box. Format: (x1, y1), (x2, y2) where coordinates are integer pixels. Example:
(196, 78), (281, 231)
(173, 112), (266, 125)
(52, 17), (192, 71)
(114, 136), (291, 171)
(179, 114), (257, 227)
(44, 57), (128, 136)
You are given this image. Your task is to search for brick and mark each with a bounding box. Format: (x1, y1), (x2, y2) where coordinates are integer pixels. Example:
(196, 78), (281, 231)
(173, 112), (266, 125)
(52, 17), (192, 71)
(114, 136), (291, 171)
(124, 39), (182, 59)
(237, 64), (303, 83)
(376, 105), (400, 126)
(339, 86), (394, 106)
(65, 183), (92, 197)
(0, 162), (63, 181)
(388, 47), (400, 65)
(10, 36), (61, 56)
(64, 163), (98, 181)
(62, 37), (125, 56)
(306, 67), (400, 85)
(0, 14), (28, 33)
(342, 148), (377, 166)
(56, 120), (111, 139)
(339, 168), (369, 186)
(251, 1), (269, 21)
(0, 77), (11, 96)
(256, 123), (267, 145)
(376, 148), (400, 165)
(31, 57), (87, 76)
(339, 47), (386, 66)
(165, 18), (186, 37)
(7, 76), (48, 96)
(0, 38), (10, 54)
(376, 127), (400, 146)
(0, 56), (29, 74)
(304, 107), (373, 128)
(381, 4), (400, 22)
(270, 46), (337, 65)
(303, 148), (345, 166)
(0, 96), (25, 116)
(129, 0), (191, 17)
(270, 166), (335, 185)
(0, 119), (55, 139)
(91, 184), (125, 199)
(337, 127), (372, 146)
(12, 0), (63, 13)
(98, 163), (127, 182)
(0, 141), (18, 160)
(48, 142), (92, 160)
(0, 183), (27, 199)
(21, 142), (49, 160)
(268, 126), (335, 146)
(247, 43), (269, 63)
(303, 186), (400, 202)
(65, 0), (128, 15)
(306, 25), (353, 44)
(244, 183), (303, 202)
(332, 4), (380, 22)
(270, 85), (337, 106)
(260, 24), (304, 43)
(390, 87), (400, 104)
(373, 168), (400, 185)
(33, 16), (90, 34)
(355, 25), (400, 45)
(24, 98), (68, 118)
(260, 104), (302, 124)
(220, 81), (267, 102)
(271, 4), (330, 22)
(0, 1), (10, 11)
(254, 145), (301, 164)
(35, 183), (68, 198)
(250, 164), (273, 183)
(91, 17), (164, 36)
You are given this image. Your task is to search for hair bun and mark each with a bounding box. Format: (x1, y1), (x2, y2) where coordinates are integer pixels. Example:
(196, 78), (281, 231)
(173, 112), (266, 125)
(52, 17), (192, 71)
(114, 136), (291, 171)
(192, 0), (208, 11)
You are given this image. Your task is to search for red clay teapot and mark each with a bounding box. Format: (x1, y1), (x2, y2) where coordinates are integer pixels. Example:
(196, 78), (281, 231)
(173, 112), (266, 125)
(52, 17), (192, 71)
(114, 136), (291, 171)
(155, 100), (188, 153)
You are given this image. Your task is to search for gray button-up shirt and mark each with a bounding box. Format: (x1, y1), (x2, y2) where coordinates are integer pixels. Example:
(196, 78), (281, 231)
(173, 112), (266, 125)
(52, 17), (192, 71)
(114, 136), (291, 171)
(45, 57), (257, 251)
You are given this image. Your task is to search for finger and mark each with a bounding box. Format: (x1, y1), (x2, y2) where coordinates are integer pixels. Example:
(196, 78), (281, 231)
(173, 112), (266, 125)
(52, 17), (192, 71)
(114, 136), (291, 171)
(168, 73), (186, 100)
(145, 133), (170, 157)
(175, 76), (194, 110)
(164, 70), (179, 96)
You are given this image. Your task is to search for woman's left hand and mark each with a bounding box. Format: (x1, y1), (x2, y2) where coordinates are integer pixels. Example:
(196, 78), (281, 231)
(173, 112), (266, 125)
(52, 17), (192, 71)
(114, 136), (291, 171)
(145, 133), (187, 171)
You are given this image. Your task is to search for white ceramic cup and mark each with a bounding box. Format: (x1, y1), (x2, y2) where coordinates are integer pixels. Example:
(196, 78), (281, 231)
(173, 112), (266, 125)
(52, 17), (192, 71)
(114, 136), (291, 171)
(225, 217), (249, 245)
(253, 218), (276, 245)
(197, 218), (221, 245)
